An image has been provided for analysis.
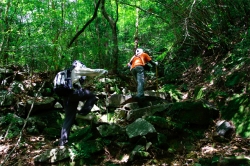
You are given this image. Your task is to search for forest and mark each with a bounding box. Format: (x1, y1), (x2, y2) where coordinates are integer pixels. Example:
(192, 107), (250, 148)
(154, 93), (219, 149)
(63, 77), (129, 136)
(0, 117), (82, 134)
(0, 0), (249, 165)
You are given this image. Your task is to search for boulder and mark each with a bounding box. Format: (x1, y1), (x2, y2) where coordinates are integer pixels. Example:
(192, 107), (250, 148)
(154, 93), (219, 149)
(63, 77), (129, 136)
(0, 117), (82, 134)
(126, 103), (171, 121)
(26, 97), (55, 113)
(144, 91), (168, 100)
(97, 123), (125, 137)
(106, 94), (131, 108)
(169, 101), (219, 126)
(213, 120), (235, 142)
(121, 96), (168, 107)
(54, 102), (63, 109)
(34, 147), (72, 163)
(114, 108), (127, 119)
(145, 116), (171, 129)
(215, 120), (235, 137)
(126, 118), (156, 139)
(122, 102), (139, 110)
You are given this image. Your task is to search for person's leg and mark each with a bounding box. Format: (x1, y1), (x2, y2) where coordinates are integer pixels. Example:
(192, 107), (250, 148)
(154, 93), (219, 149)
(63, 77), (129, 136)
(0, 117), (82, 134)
(60, 97), (78, 146)
(131, 68), (138, 97)
(135, 66), (145, 98)
(77, 88), (97, 115)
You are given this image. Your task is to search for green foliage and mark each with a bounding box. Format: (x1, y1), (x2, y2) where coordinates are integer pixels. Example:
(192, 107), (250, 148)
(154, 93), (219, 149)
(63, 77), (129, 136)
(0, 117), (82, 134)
(95, 81), (105, 92)
(0, 113), (24, 139)
(193, 86), (205, 100)
(114, 84), (121, 94)
(74, 138), (110, 159)
(145, 116), (171, 129)
(160, 84), (182, 102)
(69, 126), (92, 144)
(221, 94), (250, 137)
(225, 72), (246, 88)
(0, 0), (249, 140)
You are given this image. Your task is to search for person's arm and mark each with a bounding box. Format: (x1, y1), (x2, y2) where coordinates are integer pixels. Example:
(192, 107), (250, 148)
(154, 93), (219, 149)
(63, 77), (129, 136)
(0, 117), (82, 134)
(143, 53), (158, 66)
(71, 66), (107, 84)
(127, 55), (136, 67)
(149, 60), (158, 66)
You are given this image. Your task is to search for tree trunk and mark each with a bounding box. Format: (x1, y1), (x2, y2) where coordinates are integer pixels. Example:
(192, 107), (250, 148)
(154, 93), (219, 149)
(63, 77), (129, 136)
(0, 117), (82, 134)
(134, 4), (139, 52)
(0, 0), (11, 65)
(68, 0), (102, 48)
(101, 0), (119, 73)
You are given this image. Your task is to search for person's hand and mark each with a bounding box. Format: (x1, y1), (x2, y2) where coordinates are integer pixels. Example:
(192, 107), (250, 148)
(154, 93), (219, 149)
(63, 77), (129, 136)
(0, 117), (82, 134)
(103, 69), (108, 75)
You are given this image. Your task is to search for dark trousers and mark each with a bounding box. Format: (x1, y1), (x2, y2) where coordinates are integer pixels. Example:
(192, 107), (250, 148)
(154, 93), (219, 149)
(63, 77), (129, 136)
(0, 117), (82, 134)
(60, 88), (97, 146)
(131, 66), (145, 98)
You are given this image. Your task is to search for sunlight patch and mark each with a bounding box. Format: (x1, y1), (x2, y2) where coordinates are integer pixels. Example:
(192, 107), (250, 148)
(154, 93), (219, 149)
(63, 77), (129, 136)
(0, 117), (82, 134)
(202, 146), (218, 155)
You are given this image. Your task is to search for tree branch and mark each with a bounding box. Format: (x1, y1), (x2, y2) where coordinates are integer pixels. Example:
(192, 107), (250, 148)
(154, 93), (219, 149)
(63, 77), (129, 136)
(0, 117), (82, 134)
(119, 1), (168, 23)
(68, 0), (102, 48)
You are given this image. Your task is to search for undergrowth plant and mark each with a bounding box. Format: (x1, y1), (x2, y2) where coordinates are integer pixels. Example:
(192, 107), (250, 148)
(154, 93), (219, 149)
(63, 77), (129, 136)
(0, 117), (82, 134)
(160, 84), (183, 102)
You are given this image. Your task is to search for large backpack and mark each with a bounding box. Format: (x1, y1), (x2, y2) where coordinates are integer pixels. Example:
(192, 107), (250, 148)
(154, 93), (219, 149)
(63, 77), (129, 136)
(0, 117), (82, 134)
(53, 69), (73, 97)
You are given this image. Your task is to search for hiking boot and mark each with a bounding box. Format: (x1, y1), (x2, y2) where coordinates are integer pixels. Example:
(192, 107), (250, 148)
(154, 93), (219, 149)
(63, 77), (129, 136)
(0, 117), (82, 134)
(132, 95), (145, 100)
(137, 96), (146, 108)
(58, 139), (68, 149)
(132, 95), (139, 99)
(58, 145), (66, 149)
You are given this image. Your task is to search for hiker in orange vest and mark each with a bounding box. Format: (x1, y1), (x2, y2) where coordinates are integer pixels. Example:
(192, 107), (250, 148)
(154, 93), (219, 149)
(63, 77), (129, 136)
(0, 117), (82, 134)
(127, 48), (158, 103)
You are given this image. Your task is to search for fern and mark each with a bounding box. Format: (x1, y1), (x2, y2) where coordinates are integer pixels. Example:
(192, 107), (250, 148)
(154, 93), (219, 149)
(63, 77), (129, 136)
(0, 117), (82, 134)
(160, 84), (182, 102)
(193, 86), (205, 100)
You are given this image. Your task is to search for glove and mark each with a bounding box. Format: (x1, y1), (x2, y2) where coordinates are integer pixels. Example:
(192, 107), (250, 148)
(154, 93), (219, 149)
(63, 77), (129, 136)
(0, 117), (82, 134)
(102, 69), (108, 75)
(79, 76), (86, 85)
(154, 61), (158, 66)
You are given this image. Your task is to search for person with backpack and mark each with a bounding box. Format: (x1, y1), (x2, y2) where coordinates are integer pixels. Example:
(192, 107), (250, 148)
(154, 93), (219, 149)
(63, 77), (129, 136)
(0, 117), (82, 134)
(54, 60), (108, 147)
(127, 48), (158, 104)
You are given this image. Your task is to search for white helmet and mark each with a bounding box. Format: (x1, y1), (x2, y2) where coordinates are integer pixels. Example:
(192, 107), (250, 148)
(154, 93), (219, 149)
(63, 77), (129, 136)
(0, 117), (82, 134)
(72, 60), (86, 68)
(136, 48), (143, 55)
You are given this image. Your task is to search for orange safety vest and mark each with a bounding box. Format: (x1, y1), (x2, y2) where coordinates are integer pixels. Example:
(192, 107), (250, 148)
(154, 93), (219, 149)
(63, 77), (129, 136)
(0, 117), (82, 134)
(129, 53), (152, 70)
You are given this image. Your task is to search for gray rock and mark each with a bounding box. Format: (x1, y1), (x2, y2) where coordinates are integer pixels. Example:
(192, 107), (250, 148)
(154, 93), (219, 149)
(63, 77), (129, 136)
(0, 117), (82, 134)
(214, 120), (235, 139)
(106, 94), (131, 108)
(9, 81), (25, 94)
(145, 116), (171, 129)
(126, 118), (156, 139)
(169, 101), (219, 126)
(114, 108), (127, 119)
(122, 102), (139, 110)
(54, 102), (63, 109)
(144, 90), (168, 99)
(26, 97), (55, 113)
(34, 147), (71, 163)
(127, 103), (171, 121)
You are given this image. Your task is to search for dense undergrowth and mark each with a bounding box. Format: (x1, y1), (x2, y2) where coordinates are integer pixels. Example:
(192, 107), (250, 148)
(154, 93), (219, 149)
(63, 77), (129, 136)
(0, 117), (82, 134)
(161, 45), (250, 138)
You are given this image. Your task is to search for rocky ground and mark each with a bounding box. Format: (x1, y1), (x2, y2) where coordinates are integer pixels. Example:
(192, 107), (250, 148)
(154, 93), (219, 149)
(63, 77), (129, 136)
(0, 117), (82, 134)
(0, 56), (250, 165)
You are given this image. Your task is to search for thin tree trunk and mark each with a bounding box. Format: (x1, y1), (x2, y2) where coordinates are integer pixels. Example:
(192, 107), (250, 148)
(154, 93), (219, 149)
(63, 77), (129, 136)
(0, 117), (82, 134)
(0, 0), (11, 65)
(68, 0), (102, 48)
(101, 0), (119, 73)
(134, 5), (139, 52)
